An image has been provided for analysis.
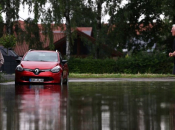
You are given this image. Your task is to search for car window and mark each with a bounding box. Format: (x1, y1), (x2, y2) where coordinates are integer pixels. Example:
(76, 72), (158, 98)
(23, 52), (58, 62)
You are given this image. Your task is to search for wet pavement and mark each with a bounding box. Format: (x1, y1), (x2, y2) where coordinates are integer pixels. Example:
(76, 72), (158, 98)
(1, 81), (175, 129)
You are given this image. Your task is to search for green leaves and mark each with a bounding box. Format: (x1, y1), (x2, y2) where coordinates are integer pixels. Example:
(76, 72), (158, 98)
(0, 5), (3, 23)
(23, 18), (43, 49)
(0, 34), (17, 54)
(68, 53), (173, 74)
(0, 34), (16, 49)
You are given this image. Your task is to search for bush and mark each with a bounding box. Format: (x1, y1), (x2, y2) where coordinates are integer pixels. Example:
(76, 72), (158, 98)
(116, 53), (173, 74)
(68, 58), (116, 73)
(68, 53), (173, 74)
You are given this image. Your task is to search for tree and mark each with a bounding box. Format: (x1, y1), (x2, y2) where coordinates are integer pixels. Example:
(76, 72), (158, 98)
(22, 18), (44, 49)
(106, 0), (175, 54)
(55, 0), (84, 59)
(79, 0), (125, 58)
(83, 0), (108, 58)
(0, 5), (3, 22)
(71, 4), (96, 27)
(22, 0), (84, 59)
(0, 5), (4, 38)
(0, 0), (20, 34)
(0, 34), (16, 54)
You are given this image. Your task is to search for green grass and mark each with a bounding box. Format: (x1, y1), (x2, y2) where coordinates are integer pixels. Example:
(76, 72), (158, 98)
(69, 73), (175, 78)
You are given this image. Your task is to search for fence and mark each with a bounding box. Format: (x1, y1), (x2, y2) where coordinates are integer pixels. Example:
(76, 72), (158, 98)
(1, 56), (18, 74)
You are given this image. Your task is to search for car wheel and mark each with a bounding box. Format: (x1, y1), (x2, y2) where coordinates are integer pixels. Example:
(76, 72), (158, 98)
(63, 74), (69, 85)
(15, 78), (19, 85)
(15, 81), (20, 85)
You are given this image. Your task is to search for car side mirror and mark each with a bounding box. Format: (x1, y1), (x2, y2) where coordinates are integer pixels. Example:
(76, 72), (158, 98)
(16, 57), (22, 64)
(62, 60), (67, 65)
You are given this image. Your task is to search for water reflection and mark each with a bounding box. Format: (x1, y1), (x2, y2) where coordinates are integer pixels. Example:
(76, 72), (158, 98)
(1, 82), (175, 130)
(15, 84), (68, 130)
(68, 82), (175, 130)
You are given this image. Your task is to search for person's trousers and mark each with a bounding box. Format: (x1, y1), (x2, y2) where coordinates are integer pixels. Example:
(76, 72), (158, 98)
(0, 64), (2, 71)
(173, 64), (175, 74)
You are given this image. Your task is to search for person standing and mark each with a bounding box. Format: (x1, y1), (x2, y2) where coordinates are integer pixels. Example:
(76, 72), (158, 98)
(169, 24), (175, 74)
(0, 50), (4, 72)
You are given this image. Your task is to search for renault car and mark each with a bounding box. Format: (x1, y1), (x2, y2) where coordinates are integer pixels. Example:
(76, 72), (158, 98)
(15, 50), (69, 85)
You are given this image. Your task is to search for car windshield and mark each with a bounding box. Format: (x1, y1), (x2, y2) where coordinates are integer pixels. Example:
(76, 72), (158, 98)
(23, 51), (58, 62)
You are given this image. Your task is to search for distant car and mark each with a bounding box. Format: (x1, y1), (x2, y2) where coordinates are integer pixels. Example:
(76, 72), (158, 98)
(15, 50), (69, 85)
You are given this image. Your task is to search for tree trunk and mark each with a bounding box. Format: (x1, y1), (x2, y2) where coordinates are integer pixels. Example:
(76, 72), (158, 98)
(65, 2), (71, 59)
(95, 0), (102, 59)
(6, 0), (12, 35)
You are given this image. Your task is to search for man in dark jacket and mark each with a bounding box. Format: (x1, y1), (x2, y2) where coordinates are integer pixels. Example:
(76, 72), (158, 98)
(169, 24), (175, 74)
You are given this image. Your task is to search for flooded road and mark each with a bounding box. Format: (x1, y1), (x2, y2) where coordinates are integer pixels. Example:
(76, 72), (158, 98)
(1, 81), (175, 130)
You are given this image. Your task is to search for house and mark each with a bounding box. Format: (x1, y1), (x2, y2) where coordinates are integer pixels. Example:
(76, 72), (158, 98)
(13, 21), (95, 57)
(54, 27), (95, 57)
(13, 21), (122, 57)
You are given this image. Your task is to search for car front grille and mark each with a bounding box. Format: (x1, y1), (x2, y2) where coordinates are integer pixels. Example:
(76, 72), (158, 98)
(24, 68), (50, 75)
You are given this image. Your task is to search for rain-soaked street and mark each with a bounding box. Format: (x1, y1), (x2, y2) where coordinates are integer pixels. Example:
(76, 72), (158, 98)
(1, 81), (175, 130)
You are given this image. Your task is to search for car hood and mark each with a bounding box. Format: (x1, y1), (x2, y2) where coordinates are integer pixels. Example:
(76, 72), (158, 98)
(21, 61), (59, 69)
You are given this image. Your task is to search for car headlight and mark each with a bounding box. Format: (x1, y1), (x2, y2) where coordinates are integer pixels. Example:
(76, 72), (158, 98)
(16, 64), (24, 71)
(51, 66), (61, 73)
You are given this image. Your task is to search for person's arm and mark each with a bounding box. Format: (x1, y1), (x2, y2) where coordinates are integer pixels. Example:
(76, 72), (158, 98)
(169, 52), (173, 57)
(169, 51), (175, 57)
(0, 53), (4, 64)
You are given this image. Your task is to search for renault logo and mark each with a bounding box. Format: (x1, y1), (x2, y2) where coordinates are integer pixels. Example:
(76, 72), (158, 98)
(35, 69), (40, 75)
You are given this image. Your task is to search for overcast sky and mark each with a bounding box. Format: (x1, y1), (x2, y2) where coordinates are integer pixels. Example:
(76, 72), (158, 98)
(2, 4), (35, 22)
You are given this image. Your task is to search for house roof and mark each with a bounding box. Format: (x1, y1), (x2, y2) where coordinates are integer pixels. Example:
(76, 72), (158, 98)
(54, 28), (95, 49)
(13, 21), (93, 56)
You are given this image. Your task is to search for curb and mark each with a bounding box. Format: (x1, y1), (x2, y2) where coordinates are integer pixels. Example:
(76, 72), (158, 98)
(1, 74), (175, 83)
(0, 73), (15, 82)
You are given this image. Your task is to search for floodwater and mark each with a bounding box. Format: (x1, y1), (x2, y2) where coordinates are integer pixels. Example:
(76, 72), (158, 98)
(0, 81), (175, 130)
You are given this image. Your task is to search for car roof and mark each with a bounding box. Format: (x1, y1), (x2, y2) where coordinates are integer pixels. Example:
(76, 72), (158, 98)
(28, 50), (58, 53)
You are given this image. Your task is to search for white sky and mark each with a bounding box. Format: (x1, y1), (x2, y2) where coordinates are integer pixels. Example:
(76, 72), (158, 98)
(2, 3), (44, 22)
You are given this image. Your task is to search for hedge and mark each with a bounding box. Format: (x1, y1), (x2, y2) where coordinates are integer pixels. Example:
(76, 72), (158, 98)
(68, 53), (173, 74)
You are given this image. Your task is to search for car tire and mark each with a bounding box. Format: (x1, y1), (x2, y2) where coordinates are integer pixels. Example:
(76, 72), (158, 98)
(63, 74), (69, 85)
(15, 81), (20, 85)
(15, 78), (19, 85)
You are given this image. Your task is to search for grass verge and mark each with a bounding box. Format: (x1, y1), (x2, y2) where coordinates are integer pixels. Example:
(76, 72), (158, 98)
(0, 73), (175, 84)
(69, 73), (175, 78)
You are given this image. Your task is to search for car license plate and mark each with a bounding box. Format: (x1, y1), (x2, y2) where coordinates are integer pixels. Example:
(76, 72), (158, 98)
(30, 78), (44, 82)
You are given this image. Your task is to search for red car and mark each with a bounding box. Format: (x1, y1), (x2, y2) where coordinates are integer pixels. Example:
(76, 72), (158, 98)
(15, 50), (69, 85)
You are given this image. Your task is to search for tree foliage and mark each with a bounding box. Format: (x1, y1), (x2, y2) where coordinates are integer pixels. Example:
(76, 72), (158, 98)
(106, 0), (174, 54)
(0, 5), (3, 22)
(21, 0), (85, 58)
(0, 34), (16, 54)
(0, 5), (3, 38)
(1, 0), (175, 58)
(23, 18), (43, 49)
(0, 0), (20, 34)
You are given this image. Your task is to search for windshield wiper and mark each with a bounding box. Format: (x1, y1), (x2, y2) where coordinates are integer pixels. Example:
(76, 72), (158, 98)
(39, 60), (48, 62)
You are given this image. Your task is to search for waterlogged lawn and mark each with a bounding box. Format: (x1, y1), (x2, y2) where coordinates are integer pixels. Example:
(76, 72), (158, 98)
(1, 81), (175, 130)
(68, 81), (175, 130)
(69, 73), (174, 78)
